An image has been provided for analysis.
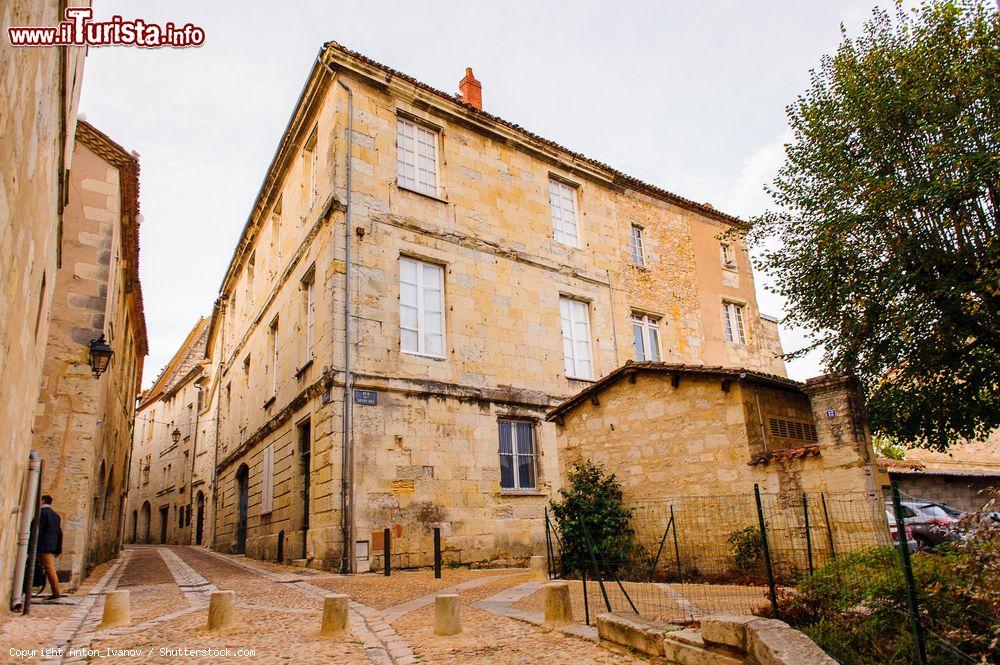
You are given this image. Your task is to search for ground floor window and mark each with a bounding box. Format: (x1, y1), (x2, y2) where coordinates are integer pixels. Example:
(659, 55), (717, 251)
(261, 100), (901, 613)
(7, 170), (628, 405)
(499, 419), (536, 490)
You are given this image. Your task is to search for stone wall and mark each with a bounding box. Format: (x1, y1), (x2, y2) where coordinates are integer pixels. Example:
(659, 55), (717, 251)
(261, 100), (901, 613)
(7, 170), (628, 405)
(31, 127), (146, 589)
(208, 43), (786, 571)
(889, 474), (999, 514)
(0, 0), (88, 615)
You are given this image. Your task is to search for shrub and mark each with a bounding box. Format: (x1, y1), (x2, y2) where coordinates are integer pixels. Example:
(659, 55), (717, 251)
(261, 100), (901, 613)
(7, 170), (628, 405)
(769, 532), (1000, 665)
(549, 460), (639, 576)
(728, 526), (763, 572)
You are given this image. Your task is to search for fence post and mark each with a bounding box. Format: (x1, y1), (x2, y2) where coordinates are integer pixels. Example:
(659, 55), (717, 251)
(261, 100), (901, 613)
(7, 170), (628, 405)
(802, 493), (814, 575)
(544, 508), (554, 579)
(820, 493), (836, 560)
(891, 480), (927, 665)
(581, 561), (590, 626)
(384, 528), (391, 577)
(433, 527), (442, 579)
(648, 514), (673, 580)
(579, 520), (612, 612)
(670, 505), (683, 584)
(754, 484), (779, 618)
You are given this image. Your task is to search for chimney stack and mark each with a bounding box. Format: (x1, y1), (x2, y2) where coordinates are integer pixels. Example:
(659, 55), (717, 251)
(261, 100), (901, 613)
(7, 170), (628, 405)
(459, 67), (482, 111)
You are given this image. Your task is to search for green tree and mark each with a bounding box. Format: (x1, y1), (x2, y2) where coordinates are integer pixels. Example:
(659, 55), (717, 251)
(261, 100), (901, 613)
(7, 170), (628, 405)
(549, 460), (637, 575)
(872, 434), (907, 460)
(747, 1), (1000, 451)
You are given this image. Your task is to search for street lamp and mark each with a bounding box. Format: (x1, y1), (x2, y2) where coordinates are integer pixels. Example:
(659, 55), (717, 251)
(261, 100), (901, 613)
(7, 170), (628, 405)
(88, 335), (113, 378)
(171, 428), (182, 444)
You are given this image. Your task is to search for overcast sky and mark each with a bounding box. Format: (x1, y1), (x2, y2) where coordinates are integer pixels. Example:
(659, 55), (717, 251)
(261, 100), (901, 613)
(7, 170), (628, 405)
(77, 0), (893, 387)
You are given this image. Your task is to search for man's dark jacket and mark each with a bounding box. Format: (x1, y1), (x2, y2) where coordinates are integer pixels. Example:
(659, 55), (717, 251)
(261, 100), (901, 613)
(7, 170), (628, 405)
(37, 505), (63, 555)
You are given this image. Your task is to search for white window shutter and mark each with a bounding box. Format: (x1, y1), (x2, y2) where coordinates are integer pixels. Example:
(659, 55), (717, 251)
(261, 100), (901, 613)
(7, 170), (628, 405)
(261, 445), (274, 514)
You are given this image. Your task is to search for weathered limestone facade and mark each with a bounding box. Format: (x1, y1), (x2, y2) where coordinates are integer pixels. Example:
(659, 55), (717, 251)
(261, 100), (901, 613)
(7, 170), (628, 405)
(549, 365), (879, 500)
(208, 42), (785, 572)
(31, 121), (148, 589)
(0, 0), (89, 615)
(127, 318), (215, 547)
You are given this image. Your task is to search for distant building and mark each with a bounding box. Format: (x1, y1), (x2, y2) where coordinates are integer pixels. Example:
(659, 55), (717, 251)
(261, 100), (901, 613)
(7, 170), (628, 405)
(0, 0), (89, 616)
(127, 318), (215, 547)
(877, 431), (1000, 513)
(205, 42), (786, 573)
(31, 120), (148, 589)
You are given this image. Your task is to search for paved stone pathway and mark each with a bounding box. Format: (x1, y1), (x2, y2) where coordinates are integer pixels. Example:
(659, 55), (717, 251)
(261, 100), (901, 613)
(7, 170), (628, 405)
(7, 546), (644, 664)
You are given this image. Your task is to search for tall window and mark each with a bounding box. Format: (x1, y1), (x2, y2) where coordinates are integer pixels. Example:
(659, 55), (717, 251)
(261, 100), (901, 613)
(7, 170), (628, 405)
(261, 444), (274, 514)
(268, 318), (279, 395)
(246, 253), (255, 309)
(498, 420), (536, 491)
(396, 117), (439, 197)
(722, 301), (747, 344)
(549, 179), (580, 247)
(720, 242), (736, 268)
(630, 224), (645, 267)
(270, 197), (282, 264)
(301, 268), (315, 364)
(186, 403), (194, 439)
(631, 313), (661, 361)
(303, 128), (318, 210)
(559, 297), (593, 379)
(399, 257), (445, 357)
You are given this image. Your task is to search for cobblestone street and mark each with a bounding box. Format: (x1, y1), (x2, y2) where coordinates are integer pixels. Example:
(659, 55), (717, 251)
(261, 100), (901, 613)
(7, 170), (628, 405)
(2, 546), (643, 664)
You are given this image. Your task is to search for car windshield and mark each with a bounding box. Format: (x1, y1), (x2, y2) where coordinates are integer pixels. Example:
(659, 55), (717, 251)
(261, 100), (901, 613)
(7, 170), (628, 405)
(933, 503), (963, 517)
(887, 503), (919, 518)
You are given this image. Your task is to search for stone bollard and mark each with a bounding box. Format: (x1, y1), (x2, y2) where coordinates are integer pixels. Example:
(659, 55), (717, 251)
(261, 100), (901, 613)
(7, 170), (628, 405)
(320, 594), (349, 638)
(434, 593), (461, 636)
(207, 590), (236, 631)
(529, 555), (547, 582)
(543, 582), (573, 629)
(99, 590), (131, 629)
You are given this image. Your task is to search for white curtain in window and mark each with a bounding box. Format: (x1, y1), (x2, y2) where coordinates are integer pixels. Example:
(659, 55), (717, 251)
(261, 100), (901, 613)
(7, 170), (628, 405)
(560, 298), (593, 379)
(397, 118), (438, 196)
(400, 257), (445, 357)
(549, 180), (580, 247)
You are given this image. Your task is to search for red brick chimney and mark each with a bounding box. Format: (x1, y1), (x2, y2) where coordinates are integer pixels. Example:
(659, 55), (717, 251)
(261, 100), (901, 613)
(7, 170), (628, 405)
(459, 67), (482, 111)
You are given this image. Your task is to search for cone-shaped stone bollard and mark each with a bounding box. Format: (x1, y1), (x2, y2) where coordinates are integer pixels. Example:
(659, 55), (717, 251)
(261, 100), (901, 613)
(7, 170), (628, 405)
(207, 590), (236, 630)
(434, 593), (461, 636)
(320, 594), (349, 637)
(99, 590), (131, 629)
(529, 555), (547, 581)
(543, 582), (573, 629)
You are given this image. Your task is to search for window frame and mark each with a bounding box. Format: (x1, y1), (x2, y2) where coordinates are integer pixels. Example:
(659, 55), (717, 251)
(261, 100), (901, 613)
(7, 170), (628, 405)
(498, 419), (538, 491)
(261, 444), (275, 515)
(630, 224), (645, 267)
(268, 317), (279, 396)
(301, 267), (315, 364)
(396, 116), (441, 198)
(559, 296), (594, 380)
(722, 301), (747, 345)
(548, 178), (581, 248)
(399, 256), (446, 359)
(630, 312), (662, 361)
(720, 242), (736, 269)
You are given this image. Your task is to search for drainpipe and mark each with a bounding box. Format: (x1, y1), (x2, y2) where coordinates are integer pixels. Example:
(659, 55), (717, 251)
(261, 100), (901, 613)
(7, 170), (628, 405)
(318, 52), (355, 575)
(10, 452), (41, 611)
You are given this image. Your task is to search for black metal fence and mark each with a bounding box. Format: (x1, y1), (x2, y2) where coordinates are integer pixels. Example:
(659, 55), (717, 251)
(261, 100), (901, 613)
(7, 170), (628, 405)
(545, 483), (998, 665)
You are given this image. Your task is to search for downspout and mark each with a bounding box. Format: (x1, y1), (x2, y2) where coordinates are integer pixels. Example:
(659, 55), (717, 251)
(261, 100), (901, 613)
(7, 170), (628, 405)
(317, 52), (355, 574)
(10, 452), (41, 611)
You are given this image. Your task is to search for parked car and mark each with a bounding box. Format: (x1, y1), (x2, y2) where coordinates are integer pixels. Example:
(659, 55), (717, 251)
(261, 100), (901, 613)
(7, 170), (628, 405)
(884, 507), (919, 552)
(886, 500), (967, 551)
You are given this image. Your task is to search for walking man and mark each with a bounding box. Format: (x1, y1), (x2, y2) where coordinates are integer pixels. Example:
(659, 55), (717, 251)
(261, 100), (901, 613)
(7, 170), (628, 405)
(37, 494), (63, 599)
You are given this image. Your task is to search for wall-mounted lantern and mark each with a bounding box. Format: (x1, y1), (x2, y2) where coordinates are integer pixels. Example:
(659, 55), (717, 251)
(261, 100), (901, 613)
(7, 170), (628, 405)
(88, 335), (113, 378)
(171, 428), (182, 444)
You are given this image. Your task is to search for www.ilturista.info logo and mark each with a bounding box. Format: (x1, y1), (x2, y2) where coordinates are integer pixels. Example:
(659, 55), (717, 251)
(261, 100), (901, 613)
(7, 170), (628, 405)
(7, 7), (205, 48)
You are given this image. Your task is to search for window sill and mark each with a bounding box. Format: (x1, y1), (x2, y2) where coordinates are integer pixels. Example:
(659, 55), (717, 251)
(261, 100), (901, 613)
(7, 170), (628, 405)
(295, 358), (314, 379)
(397, 183), (448, 205)
(500, 489), (546, 497)
(629, 263), (649, 271)
(401, 350), (447, 361)
(263, 396), (276, 410)
(722, 264), (738, 272)
(566, 375), (595, 383)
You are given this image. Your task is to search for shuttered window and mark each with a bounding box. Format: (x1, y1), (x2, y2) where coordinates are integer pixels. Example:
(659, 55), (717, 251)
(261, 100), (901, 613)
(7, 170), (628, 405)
(399, 257), (445, 357)
(261, 444), (275, 514)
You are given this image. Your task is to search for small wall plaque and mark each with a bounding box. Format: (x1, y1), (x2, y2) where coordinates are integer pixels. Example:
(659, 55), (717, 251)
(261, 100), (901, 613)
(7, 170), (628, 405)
(826, 409), (836, 418)
(354, 389), (377, 406)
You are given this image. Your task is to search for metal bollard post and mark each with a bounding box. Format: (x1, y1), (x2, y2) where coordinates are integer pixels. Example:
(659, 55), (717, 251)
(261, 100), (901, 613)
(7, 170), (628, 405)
(433, 527), (442, 579)
(384, 528), (391, 577)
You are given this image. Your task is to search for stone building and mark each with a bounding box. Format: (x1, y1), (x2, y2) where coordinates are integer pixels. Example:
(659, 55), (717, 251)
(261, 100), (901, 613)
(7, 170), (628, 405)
(30, 120), (148, 589)
(208, 41), (785, 572)
(877, 430), (1000, 513)
(127, 318), (215, 547)
(1, 0), (89, 615)
(547, 365), (887, 573)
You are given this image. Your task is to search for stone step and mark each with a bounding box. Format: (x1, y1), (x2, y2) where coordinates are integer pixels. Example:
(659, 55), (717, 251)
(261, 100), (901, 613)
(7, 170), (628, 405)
(663, 630), (743, 665)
